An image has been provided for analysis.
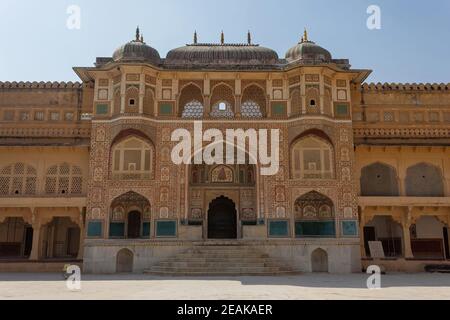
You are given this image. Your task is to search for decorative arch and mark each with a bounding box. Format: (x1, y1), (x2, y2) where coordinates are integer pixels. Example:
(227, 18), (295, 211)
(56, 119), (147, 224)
(178, 83), (204, 118)
(290, 133), (334, 179)
(0, 163), (37, 196)
(116, 248), (134, 273)
(311, 248), (329, 272)
(125, 86), (139, 113)
(305, 86), (320, 114)
(360, 162), (400, 196)
(323, 87), (332, 116)
(210, 83), (235, 117)
(44, 163), (83, 195)
(294, 191), (334, 220)
(110, 135), (154, 181)
(143, 87), (155, 116)
(241, 84), (266, 118)
(290, 87), (302, 116)
(113, 88), (121, 115)
(405, 163), (444, 197)
(110, 191), (151, 239)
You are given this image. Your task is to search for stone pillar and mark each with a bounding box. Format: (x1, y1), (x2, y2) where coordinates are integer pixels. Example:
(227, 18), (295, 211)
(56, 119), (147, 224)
(139, 74), (145, 114)
(29, 223), (41, 261)
(359, 207), (367, 259)
(402, 207), (414, 259)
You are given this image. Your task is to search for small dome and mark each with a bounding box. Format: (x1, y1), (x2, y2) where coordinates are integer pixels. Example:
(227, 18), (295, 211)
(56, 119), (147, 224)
(112, 28), (161, 65)
(285, 30), (332, 63)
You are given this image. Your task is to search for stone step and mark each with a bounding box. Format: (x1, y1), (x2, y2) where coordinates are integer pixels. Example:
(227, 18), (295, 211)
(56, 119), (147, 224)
(177, 253), (269, 258)
(144, 245), (298, 276)
(156, 262), (283, 268)
(165, 258), (282, 263)
(144, 270), (301, 276)
(147, 266), (286, 273)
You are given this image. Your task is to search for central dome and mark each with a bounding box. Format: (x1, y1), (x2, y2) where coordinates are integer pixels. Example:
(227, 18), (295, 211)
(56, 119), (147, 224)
(165, 43), (279, 66)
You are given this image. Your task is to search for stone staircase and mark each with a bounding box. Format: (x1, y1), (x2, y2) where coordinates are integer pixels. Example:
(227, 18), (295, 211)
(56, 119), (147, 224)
(144, 243), (300, 276)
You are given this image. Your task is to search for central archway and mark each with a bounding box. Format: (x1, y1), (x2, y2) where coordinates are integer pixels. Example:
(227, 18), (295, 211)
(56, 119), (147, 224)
(208, 196), (237, 239)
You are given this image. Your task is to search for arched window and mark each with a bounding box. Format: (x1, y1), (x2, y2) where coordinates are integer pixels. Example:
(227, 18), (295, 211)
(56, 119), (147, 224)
(291, 135), (334, 179)
(241, 100), (263, 118)
(125, 86), (139, 113)
(306, 86), (320, 114)
(179, 84), (204, 117)
(45, 163), (83, 195)
(0, 163), (37, 196)
(294, 191), (334, 220)
(290, 88), (302, 116)
(210, 84), (234, 118)
(181, 100), (204, 119)
(143, 87), (155, 116)
(113, 89), (121, 115)
(210, 101), (234, 118)
(360, 163), (399, 196)
(294, 191), (335, 237)
(405, 163), (444, 197)
(241, 85), (266, 117)
(111, 137), (153, 180)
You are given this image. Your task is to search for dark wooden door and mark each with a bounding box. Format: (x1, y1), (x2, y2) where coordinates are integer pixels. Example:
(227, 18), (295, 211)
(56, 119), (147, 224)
(208, 197), (237, 239)
(66, 228), (80, 257)
(127, 211), (141, 239)
(23, 227), (33, 257)
(363, 227), (376, 257)
(444, 228), (450, 260)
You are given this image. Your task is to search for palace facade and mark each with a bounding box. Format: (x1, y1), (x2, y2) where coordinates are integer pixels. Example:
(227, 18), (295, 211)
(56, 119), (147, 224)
(0, 29), (449, 274)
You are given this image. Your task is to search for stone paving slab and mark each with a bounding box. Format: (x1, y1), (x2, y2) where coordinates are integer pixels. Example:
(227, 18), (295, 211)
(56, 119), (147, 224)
(0, 273), (449, 300)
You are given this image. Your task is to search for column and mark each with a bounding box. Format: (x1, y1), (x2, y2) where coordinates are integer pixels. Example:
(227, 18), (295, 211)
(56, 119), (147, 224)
(402, 207), (414, 259)
(77, 225), (84, 260)
(29, 223), (41, 260)
(359, 207), (367, 259)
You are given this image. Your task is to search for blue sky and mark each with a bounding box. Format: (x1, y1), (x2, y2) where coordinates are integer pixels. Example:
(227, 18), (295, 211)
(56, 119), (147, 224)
(1, 0), (449, 83)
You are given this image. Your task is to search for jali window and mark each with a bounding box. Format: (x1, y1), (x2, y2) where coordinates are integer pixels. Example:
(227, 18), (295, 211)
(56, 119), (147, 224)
(291, 135), (334, 179)
(0, 163), (37, 196)
(45, 163), (83, 195)
(112, 137), (153, 180)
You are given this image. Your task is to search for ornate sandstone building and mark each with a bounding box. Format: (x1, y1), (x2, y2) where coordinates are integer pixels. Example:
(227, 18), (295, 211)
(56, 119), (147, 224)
(0, 29), (449, 274)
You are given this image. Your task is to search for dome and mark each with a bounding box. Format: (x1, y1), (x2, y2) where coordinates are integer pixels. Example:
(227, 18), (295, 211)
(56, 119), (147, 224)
(112, 28), (161, 65)
(285, 30), (332, 63)
(165, 33), (279, 66)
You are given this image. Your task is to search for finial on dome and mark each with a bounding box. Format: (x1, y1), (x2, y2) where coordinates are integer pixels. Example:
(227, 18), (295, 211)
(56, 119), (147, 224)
(140, 34), (144, 43)
(194, 31), (198, 44)
(303, 27), (308, 42)
(136, 26), (140, 42)
(247, 30), (252, 45)
(221, 30), (225, 45)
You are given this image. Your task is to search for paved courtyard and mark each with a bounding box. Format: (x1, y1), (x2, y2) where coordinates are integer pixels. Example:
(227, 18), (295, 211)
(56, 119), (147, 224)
(0, 273), (450, 300)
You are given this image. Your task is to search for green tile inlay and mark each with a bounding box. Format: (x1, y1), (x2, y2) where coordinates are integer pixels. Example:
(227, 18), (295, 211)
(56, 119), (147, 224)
(156, 220), (177, 237)
(143, 222), (151, 237)
(272, 104), (285, 115)
(336, 104), (349, 116)
(87, 221), (102, 237)
(268, 220), (289, 237)
(295, 221), (336, 237)
(109, 223), (125, 238)
(341, 220), (358, 236)
(96, 104), (109, 115)
(159, 104), (173, 115)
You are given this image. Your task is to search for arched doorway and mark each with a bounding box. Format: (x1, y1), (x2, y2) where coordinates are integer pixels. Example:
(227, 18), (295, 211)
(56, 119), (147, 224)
(116, 248), (134, 273)
(311, 248), (329, 273)
(127, 211), (141, 239)
(208, 196), (237, 239)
